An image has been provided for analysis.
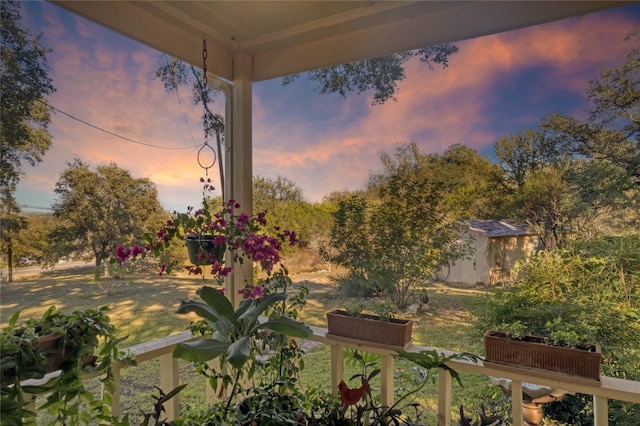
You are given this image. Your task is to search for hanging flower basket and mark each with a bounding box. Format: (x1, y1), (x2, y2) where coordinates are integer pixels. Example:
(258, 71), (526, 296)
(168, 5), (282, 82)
(185, 235), (226, 265)
(483, 330), (601, 381)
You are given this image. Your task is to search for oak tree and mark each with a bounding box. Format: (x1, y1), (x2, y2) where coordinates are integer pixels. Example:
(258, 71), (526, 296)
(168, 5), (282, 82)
(0, 0), (55, 282)
(51, 160), (163, 277)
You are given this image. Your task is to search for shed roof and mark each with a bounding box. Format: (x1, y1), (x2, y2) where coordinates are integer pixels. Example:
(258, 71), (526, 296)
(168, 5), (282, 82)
(467, 220), (534, 238)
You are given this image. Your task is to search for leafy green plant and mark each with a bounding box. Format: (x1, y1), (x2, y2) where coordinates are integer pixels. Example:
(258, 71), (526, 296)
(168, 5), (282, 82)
(343, 299), (397, 321)
(334, 349), (480, 426)
(172, 281), (312, 419)
(368, 299), (397, 322)
(474, 238), (640, 423)
(496, 320), (527, 340)
(0, 305), (133, 426)
(329, 145), (472, 311)
(343, 302), (366, 317)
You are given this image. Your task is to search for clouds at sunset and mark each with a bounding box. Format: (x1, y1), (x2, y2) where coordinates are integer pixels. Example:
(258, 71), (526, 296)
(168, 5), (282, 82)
(14, 2), (640, 210)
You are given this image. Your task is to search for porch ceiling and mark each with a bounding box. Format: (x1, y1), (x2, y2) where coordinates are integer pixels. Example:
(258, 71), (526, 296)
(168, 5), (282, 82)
(51, 1), (631, 82)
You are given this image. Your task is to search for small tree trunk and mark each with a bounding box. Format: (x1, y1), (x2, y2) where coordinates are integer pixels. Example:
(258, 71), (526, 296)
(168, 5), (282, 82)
(94, 255), (103, 280)
(7, 239), (13, 283)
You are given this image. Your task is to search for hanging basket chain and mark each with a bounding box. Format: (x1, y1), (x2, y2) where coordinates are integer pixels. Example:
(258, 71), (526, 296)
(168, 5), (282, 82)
(197, 39), (216, 176)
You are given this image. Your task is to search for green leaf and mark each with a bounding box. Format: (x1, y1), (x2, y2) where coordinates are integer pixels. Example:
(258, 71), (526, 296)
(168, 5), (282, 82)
(175, 300), (234, 332)
(238, 293), (287, 323)
(160, 384), (188, 403)
(260, 317), (312, 338)
(20, 384), (52, 394)
(227, 336), (251, 370)
(7, 311), (21, 329)
(173, 339), (228, 363)
(198, 286), (238, 325)
(234, 297), (253, 318)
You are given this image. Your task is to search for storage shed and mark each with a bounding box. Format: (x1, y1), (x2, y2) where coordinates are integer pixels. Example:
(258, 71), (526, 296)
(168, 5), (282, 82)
(441, 220), (540, 286)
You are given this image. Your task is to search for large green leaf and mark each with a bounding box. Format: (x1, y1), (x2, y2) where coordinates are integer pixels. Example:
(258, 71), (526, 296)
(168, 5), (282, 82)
(260, 316), (313, 338)
(234, 297), (254, 318)
(227, 336), (251, 370)
(197, 286), (238, 325)
(175, 300), (235, 333)
(238, 293), (287, 323)
(173, 339), (228, 363)
(176, 300), (223, 323)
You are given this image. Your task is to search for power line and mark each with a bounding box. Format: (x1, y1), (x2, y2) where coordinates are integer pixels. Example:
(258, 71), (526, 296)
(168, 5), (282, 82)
(37, 99), (200, 151)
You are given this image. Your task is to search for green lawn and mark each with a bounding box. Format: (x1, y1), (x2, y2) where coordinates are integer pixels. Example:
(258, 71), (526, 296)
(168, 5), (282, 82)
(1, 264), (500, 424)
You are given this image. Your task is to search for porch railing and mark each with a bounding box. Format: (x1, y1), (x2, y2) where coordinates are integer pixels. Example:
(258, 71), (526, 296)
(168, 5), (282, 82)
(27, 325), (640, 425)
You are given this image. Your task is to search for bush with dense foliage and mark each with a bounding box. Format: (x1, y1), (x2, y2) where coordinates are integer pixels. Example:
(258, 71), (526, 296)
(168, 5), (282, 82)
(474, 234), (640, 424)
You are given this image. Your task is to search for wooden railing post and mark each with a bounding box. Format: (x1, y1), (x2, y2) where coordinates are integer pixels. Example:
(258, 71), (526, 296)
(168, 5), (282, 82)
(330, 343), (344, 397)
(511, 380), (523, 426)
(380, 354), (394, 406)
(437, 368), (452, 425)
(593, 395), (608, 426)
(159, 353), (180, 421)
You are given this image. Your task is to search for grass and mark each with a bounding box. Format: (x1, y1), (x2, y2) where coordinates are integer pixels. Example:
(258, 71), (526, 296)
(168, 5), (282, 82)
(1, 263), (499, 423)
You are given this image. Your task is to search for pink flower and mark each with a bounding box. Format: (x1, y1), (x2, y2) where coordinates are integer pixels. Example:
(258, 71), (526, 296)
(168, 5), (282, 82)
(130, 244), (144, 258)
(238, 285), (264, 300)
(115, 246), (130, 262)
(250, 285), (264, 299)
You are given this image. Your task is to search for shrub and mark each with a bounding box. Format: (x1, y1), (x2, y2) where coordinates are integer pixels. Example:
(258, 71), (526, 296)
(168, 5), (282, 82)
(473, 236), (640, 422)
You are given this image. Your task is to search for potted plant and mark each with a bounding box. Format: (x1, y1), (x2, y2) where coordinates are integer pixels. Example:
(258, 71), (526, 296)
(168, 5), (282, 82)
(0, 305), (133, 425)
(171, 273), (313, 424)
(111, 177), (298, 277)
(326, 300), (413, 349)
(483, 321), (602, 381)
(112, 180), (311, 424)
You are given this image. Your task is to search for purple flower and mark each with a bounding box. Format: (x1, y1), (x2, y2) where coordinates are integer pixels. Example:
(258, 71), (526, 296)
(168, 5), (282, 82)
(238, 285), (264, 300)
(250, 285), (264, 299)
(115, 246), (130, 262)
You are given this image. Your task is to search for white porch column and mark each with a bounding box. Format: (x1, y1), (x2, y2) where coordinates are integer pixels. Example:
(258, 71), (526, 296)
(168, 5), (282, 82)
(225, 52), (253, 307)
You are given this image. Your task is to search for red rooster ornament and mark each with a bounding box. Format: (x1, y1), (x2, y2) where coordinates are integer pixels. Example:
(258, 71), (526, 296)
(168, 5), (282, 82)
(338, 379), (370, 405)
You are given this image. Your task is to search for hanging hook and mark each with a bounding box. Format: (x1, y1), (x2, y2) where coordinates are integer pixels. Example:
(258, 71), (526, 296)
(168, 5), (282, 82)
(197, 140), (217, 176)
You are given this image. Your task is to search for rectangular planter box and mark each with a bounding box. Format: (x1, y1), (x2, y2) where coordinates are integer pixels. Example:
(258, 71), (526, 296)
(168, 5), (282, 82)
(484, 330), (602, 381)
(326, 309), (413, 349)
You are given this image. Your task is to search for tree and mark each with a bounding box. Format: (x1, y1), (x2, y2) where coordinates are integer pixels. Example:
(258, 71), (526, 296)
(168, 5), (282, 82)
(282, 45), (458, 105)
(253, 175), (304, 214)
(51, 160), (164, 277)
(540, 29), (640, 231)
(492, 31), (640, 241)
(494, 129), (559, 189)
(474, 236), (640, 423)
(154, 44), (458, 142)
(513, 166), (578, 250)
(426, 144), (502, 220)
(0, 0), (55, 282)
(331, 143), (470, 310)
(11, 213), (56, 267)
(0, 197), (25, 283)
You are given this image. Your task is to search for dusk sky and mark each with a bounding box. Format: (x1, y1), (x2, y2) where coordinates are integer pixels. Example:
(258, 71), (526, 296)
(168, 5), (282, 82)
(14, 2), (640, 213)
